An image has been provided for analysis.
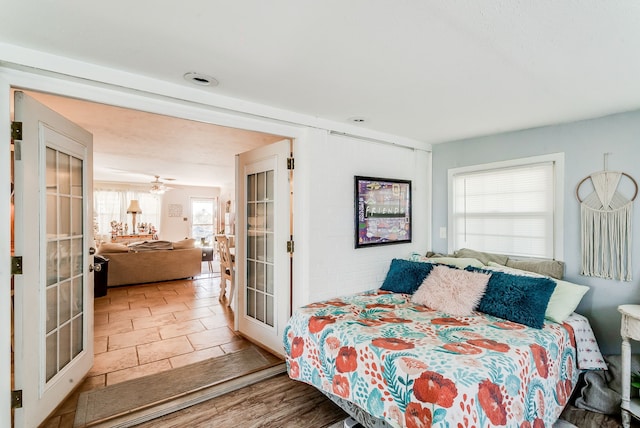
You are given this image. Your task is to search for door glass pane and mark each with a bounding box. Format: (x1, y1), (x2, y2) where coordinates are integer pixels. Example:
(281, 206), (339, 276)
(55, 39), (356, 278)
(71, 157), (82, 197)
(46, 333), (57, 382)
(72, 317), (83, 358)
(59, 280), (71, 324)
(71, 238), (82, 276)
(60, 196), (71, 237)
(46, 148), (56, 191)
(266, 295), (274, 327)
(247, 289), (255, 318)
(46, 287), (58, 334)
(266, 170), (274, 199)
(266, 264), (274, 294)
(45, 147), (85, 383)
(47, 195), (57, 237)
(46, 241), (58, 286)
(72, 198), (82, 236)
(247, 232), (255, 259)
(256, 263), (265, 292)
(266, 202), (274, 231)
(256, 294), (264, 322)
(59, 322), (71, 367)
(58, 153), (71, 195)
(257, 172), (265, 201)
(59, 239), (71, 281)
(72, 277), (83, 317)
(247, 260), (256, 289)
(248, 174), (256, 202)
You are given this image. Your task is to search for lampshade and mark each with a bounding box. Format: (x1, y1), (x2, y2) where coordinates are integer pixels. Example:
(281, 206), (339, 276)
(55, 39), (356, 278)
(127, 200), (142, 214)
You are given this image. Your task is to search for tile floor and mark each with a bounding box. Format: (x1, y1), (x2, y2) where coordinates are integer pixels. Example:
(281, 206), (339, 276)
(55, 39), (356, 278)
(40, 263), (256, 428)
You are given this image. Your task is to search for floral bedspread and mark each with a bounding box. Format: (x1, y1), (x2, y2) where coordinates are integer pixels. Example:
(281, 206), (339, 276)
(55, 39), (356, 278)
(283, 290), (579, 428)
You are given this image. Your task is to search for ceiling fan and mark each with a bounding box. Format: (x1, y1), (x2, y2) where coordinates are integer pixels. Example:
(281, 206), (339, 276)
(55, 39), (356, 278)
(149, 175), (174, 195)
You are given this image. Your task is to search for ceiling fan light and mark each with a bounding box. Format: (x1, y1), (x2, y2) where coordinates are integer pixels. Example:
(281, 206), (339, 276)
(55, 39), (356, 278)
(150, 183), (166, 195)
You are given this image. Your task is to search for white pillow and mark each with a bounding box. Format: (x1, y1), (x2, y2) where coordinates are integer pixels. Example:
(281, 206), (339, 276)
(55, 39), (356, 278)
(412, 265), (490, 316)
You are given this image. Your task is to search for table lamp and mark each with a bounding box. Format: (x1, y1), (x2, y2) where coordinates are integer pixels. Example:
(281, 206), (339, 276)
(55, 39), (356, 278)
(127, 200), (142, 234)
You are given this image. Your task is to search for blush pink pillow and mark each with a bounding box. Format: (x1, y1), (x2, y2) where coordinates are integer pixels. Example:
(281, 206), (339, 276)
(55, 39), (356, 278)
(411, 265), (490, 316)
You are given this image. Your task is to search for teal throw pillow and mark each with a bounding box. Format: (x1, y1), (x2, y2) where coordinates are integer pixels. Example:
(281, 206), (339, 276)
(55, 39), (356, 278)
(381, 259), (434, 294)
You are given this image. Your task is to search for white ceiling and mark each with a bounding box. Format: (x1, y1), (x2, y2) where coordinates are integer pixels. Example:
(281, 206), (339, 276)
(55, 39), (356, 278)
(3, 1), (640, 186)
(19, 91), (285, 188)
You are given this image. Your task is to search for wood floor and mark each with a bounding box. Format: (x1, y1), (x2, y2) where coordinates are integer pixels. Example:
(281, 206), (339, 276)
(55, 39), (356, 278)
(133, 373), (348, 428)
(41, 264), (259, 428)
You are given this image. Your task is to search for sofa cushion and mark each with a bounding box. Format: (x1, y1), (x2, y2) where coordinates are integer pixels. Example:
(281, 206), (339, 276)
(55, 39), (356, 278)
(98, 242), (129, 254)
(128, 240), (173, 252)
(173, 238), (196, 249)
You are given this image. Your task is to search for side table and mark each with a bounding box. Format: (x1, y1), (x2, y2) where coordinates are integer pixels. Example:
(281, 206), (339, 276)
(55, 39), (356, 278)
(201, 247), (214, 272)
(619, 304), (640, 427)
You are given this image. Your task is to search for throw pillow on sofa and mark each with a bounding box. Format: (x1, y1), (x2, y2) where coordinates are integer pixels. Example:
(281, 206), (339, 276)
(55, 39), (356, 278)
(173, 238), (196, 249)
(98, 242), (129, 253)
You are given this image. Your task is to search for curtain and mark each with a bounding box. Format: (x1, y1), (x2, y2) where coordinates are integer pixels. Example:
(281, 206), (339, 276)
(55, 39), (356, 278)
(93, 188), (162, 241)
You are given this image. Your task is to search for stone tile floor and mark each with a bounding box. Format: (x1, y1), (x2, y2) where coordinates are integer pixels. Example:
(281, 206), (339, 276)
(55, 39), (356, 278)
(41, 265), (251, 428)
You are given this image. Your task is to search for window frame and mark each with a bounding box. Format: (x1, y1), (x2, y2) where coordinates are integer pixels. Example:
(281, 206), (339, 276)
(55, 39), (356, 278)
(447, 153), (564, 260)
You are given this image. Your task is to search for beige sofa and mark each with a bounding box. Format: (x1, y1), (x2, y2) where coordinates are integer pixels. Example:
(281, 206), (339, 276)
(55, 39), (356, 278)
(98, 240), (202, 287)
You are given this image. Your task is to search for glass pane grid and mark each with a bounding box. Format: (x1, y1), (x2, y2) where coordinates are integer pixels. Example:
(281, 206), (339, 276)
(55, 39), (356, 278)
(45, 148), (85, 384)
(245, 169), (276, 327)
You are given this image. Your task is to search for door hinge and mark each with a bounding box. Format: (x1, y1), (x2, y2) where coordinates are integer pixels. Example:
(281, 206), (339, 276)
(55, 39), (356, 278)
(287, 157), (294, 170)
(286, 240), (294, 253)
(11, 390), (22, 409)
(11, 122), (22, 141)
(11, 256), (23, 275)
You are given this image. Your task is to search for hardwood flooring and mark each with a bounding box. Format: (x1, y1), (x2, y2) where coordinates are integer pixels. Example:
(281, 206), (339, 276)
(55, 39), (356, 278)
(133, 373), (348, 428)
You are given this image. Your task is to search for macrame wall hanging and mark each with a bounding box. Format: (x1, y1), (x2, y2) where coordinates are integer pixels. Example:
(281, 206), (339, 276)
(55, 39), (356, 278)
(576, 154), (637, 281)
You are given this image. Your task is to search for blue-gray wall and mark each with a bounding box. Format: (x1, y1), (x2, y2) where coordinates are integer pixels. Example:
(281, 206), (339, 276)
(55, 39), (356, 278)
(431, 110), (640, 355)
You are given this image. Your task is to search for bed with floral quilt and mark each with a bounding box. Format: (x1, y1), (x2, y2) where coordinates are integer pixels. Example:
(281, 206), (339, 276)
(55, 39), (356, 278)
(283, 259), (604, 428)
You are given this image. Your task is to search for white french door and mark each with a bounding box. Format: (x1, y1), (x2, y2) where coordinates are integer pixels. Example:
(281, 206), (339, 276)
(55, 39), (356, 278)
(236, 139), (292, 355)
(13, 91), (94, 427)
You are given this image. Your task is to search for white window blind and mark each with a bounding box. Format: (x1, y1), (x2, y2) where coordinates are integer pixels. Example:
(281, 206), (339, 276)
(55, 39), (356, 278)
(450, 160), (558, 259)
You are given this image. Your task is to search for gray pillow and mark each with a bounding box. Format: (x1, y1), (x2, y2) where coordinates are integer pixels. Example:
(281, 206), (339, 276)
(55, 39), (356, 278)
(454, 248), (508, 266)
(505, 258), (565, 279)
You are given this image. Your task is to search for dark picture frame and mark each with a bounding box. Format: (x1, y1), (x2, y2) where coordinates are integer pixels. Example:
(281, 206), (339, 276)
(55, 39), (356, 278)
(354, 176), (412, 248)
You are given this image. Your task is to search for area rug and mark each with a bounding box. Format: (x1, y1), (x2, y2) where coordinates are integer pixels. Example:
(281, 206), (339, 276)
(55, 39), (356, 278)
(74, 345), (284, 427)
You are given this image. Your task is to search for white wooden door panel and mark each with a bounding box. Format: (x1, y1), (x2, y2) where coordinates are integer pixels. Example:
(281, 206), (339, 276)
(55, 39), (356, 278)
(236, 139), (292, 355)
(13, 91), (94, 428)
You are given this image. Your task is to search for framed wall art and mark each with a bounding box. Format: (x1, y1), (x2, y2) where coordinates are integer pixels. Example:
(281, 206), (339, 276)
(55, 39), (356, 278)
(168, 203), (183, 217)
(354, 176), (412, 248)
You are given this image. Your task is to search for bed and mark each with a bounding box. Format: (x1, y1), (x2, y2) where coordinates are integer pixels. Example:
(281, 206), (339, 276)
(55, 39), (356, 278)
(284, 256), (604, 427)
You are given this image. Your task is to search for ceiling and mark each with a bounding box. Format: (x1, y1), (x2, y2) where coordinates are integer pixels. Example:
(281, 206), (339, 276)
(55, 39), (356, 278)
(3, 2), (640, 186)
(19, 90), (285, 188)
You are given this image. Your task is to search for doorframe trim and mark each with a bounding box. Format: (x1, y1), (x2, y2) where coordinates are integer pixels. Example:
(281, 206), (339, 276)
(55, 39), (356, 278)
(0, 71), (13, 428)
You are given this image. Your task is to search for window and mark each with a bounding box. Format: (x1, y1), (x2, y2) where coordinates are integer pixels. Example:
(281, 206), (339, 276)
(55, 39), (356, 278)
(190, 198), (217, 245)
(94, 188), (162, 239)
(448, 153), (564, 259)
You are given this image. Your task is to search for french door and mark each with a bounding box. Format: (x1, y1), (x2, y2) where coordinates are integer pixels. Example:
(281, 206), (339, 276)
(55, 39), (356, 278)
(13, 91), (94, 427)
(236, 139), (292, 355)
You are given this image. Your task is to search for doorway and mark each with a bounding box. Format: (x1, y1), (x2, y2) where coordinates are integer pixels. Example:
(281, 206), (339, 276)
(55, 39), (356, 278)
(7, 86), (296, 424)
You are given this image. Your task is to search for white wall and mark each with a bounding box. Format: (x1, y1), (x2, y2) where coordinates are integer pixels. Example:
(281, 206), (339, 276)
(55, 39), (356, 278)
(294, 130), (432, 307)
(431, 109), (640, 355)
(160, 185), (221, 242)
